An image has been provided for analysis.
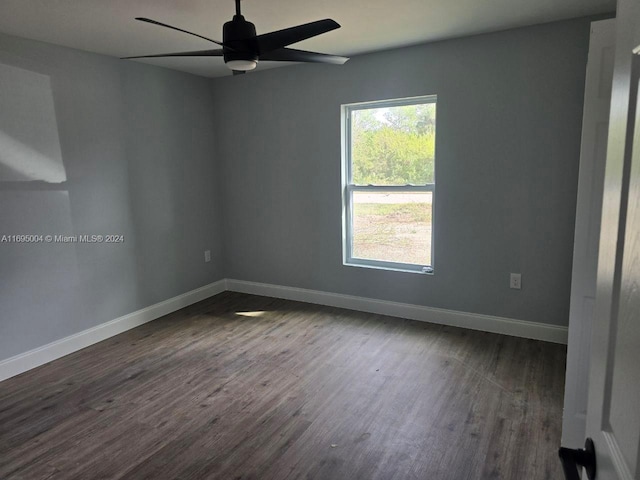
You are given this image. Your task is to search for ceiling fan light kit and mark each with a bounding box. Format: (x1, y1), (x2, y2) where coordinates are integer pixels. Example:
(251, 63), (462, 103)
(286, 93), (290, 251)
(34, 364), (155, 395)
(225, 59), (257, 71)
(121, 0), (349, 75)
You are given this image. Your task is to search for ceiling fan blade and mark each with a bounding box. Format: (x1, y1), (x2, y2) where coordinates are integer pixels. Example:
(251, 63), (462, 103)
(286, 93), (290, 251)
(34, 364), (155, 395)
(121, 49), (224, 60)
(260, 47), (349, 65)
(256, 19), (340, 54)
(232, 70), (246, 76)
(135, 17), (233, 50)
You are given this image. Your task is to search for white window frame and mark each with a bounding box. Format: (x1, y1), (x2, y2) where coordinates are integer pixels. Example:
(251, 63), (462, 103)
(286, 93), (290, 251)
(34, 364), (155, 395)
(341, 95), (437, 275)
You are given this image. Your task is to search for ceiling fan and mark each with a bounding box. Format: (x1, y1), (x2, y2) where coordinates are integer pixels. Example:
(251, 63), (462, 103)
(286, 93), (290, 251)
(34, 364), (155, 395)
(122, 0), (349, 75)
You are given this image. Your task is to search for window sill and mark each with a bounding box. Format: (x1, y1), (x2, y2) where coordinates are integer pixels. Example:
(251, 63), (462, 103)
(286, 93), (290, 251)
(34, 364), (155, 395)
(344, 261), (434, 275)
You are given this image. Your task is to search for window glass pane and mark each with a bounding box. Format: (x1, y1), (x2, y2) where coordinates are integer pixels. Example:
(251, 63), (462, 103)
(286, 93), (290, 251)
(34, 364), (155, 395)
(351, 103), (436, 185)
(352, 191), (432, 266)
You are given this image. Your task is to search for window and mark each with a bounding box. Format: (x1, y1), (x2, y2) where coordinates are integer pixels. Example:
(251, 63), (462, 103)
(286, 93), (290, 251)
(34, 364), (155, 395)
(342, 96), (437, 274)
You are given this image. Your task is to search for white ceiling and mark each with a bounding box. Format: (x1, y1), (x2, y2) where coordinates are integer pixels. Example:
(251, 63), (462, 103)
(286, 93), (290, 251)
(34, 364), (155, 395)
(0, 0), (615, 78)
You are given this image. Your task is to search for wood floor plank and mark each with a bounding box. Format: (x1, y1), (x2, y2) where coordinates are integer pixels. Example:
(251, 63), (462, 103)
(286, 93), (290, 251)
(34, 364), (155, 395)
(0, 292), (566, 479)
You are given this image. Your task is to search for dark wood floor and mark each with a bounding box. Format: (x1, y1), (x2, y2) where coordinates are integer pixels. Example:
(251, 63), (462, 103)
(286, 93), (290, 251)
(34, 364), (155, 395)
(0, 292), (566, 480)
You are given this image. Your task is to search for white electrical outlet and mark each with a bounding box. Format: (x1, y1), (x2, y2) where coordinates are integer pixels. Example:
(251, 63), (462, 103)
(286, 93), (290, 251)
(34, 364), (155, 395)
(510, 273), (521, 289)
(204, 250), (211, 263)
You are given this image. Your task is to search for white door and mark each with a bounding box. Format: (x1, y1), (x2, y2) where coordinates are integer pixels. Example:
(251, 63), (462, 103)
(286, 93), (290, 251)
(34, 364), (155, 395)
(566, 0), (640, 478)
(562, 18), (615, 449)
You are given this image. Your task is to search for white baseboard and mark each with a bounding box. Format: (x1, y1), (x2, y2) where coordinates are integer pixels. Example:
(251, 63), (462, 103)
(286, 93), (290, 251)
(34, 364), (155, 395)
(226, 279), (568, 345)
(1, 277), (568, 383)
(0, 279), (227, 382)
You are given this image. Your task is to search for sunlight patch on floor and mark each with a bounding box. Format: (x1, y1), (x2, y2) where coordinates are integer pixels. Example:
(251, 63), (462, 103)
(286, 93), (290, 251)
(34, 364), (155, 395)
(235, 311), (266, 318)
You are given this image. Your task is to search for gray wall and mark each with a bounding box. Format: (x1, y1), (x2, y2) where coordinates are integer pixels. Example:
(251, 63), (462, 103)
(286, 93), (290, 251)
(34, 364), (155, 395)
(0, 33), (224, 361)
(212, 17), (592, 327)
(0, 16), (592, 363)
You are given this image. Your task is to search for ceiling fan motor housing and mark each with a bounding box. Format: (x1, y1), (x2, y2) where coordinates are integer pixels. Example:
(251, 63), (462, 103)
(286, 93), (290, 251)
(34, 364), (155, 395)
(223, 15), (259, 64)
